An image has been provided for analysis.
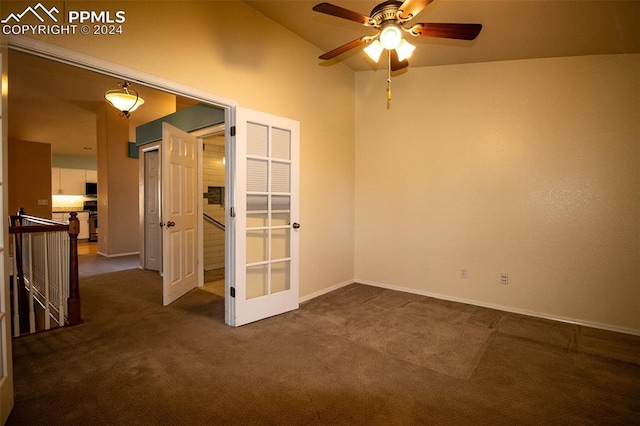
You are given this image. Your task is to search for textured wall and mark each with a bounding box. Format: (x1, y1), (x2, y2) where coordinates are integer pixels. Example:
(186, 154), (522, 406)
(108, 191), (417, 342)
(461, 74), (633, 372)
(355, 54), (639, 332)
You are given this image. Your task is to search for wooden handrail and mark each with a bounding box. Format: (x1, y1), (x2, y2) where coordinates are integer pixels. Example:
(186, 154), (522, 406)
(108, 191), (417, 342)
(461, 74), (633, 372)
(204, 212), (225, 230)
(9, 207), (82, 333)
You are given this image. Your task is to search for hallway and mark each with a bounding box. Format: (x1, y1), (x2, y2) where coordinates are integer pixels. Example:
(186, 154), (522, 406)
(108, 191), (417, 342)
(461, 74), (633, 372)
(78, 242), (139, 277)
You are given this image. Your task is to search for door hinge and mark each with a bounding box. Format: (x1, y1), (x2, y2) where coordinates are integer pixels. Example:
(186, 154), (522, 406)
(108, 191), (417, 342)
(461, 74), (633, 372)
(230, 126), (236, 137)
(230, 207), (236, 218)
(230, 287), (236, 298)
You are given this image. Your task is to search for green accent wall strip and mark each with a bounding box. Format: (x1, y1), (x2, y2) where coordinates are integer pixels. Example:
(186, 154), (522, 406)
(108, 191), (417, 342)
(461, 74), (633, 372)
(135, 103), (225, 146)
(128, 142), (139, 159)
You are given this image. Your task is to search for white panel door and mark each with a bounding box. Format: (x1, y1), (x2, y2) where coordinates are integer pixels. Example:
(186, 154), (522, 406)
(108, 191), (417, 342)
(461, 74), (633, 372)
(231, 108), (300, 326)
(144, 150), (161, 271)
(162, 123), (198, 306)
(0, 49), (14, 424)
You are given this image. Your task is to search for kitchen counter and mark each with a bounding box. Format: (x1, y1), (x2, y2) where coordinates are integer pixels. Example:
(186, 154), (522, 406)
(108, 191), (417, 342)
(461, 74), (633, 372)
(52, 211), (92, 240)
(53, 208), (91, 213)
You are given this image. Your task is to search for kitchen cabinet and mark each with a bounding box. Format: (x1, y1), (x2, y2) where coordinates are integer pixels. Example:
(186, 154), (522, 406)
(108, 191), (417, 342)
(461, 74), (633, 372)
(85, 169), (98, 183)
(51, 212), (66, 222)
(51, 211), (90, 240)
(52, 168), (98, 195)
(77, 212), (89, 240)
(52, 168), (85, 195)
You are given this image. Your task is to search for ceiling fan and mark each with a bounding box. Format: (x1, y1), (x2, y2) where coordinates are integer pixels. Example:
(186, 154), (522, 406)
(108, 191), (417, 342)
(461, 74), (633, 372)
(312, 0), (482, 71)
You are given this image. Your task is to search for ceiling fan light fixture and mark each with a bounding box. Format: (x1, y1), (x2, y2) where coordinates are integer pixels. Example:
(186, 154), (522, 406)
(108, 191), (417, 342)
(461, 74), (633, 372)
(364, 39), (384, 62)
(105, 81), (145, 118)
(379, 24), (402, 50)
(395, 39), (416, 62)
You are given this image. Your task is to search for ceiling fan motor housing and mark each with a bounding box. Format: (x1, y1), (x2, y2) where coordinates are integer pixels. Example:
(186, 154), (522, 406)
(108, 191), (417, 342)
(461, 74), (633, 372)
(370, 0), (404, 26)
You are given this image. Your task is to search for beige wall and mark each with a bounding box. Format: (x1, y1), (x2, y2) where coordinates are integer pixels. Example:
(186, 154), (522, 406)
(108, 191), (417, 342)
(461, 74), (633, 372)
(355, 54), (640, 332)
(8, 139), (52, 219)
(96, 105), (140, 255)
(8, 1), (356, 295)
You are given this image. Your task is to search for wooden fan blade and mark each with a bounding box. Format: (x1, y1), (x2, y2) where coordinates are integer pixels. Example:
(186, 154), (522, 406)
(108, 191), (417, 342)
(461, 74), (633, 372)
(390, 49), (409, 71)
(398, 0), (434, 20)
(412, 23), (482, 40)
(312, 2), (372, 25)
(319, 37), (368, 60)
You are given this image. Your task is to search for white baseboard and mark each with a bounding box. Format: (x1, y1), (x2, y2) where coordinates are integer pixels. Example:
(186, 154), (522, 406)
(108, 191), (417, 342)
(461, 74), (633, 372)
(355, 278), (640, 337)
(299, 279), (355, 304)
(97, 251), (140, 258)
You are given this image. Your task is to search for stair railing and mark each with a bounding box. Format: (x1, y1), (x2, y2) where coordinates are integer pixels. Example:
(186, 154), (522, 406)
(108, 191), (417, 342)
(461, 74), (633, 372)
(204, 212), (225, 230)
(9, 208), (82, 336)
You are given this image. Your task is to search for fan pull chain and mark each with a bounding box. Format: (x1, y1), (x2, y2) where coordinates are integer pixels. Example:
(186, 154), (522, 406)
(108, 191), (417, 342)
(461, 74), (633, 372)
(387, 50), (392, 109)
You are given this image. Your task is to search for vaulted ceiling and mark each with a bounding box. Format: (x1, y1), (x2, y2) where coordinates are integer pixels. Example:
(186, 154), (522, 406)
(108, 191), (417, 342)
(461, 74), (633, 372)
(6, 1), (639, 157)
(246, 0), (639, 70)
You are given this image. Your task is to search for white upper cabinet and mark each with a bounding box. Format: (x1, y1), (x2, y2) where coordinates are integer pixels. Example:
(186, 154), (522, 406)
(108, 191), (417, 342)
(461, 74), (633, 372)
(85, 169), (98, 183)
(52, 167), (96, 195)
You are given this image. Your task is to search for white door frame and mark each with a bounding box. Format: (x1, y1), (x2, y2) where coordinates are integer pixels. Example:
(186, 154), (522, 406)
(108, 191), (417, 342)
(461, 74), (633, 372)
(189, 123), (226, 291)
(4, 35), (238, 316)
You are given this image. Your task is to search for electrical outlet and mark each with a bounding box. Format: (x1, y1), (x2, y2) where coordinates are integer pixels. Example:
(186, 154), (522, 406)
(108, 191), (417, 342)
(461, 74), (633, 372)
(500, 274), (509, 285)
(461, 269), (468, 279)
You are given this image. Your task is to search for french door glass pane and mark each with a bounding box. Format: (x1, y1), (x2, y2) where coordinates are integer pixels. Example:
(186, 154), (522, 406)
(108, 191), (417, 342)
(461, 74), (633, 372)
(271, 212), (290, 226)
(247, 213), (268, 228)
(247, 159), (268, 192)
(272, 195), (290, 211)
(247, 123), (268, 157)
(271, 162), (290, 193)
(247, 264), (268, 299)
(247, 230), (268, 263)
(271, 262), (291, 294)
(247, 194), (267, 211)
(271, 229), (290, 260)
(272, 128), (291, 160)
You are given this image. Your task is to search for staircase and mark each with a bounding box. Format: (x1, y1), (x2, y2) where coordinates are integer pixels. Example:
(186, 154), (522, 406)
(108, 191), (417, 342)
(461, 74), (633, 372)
(8, 208), (82, 336)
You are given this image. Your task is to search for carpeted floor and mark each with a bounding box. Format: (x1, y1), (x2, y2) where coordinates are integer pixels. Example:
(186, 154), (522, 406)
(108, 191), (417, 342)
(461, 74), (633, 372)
(7, 260), (640, 425)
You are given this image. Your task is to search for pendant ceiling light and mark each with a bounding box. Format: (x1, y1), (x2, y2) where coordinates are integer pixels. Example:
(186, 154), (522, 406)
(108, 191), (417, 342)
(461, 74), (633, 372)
(104, 81), (144, 118)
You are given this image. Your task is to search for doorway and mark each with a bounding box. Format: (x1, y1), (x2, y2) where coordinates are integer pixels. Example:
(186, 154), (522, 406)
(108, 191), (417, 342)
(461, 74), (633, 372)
(141, 126), (227, 299)
(7, 37), (300, 327)
(200, 132), (227, 298)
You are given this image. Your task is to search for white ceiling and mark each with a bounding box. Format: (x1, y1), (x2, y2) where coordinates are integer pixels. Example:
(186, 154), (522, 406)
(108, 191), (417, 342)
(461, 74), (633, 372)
(7, 0), (639, 157)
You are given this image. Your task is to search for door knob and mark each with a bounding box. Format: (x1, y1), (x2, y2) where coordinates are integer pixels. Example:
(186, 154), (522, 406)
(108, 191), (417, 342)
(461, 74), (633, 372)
(166, 221), (176, 228)
(292, 222), (300, 229)
(159, 222), (165, 227)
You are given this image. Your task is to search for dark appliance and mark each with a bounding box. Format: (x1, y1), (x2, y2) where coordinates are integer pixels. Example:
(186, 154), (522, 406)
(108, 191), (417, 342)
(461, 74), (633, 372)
(83, 200), (98, 242)
(85, 182), (97, 196)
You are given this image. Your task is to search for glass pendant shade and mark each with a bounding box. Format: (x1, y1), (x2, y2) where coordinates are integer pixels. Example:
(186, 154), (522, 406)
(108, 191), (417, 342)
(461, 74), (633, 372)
(105, 83), (144, 116)
(395, 39), (416, 62)
(379, 24), (402, 50)
(364, 40), (384, 62)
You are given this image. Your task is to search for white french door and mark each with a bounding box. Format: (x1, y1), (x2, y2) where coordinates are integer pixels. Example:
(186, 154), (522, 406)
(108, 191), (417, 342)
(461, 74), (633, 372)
(162, 123), (199, 306)
(229, 108), (300, 326)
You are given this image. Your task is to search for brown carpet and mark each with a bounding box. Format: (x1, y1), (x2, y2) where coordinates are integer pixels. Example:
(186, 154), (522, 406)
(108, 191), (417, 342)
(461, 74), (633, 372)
(7, 264), (640, 425)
